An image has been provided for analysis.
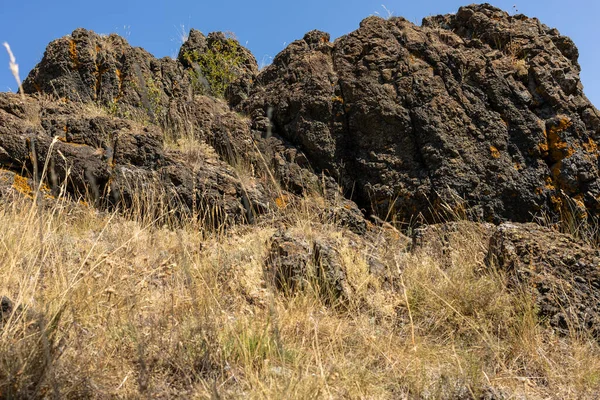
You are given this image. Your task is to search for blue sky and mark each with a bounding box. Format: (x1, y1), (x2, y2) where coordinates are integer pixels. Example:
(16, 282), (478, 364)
(1, 1), (599, 107)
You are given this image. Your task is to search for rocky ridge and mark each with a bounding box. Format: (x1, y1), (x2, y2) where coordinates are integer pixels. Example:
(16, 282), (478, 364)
(0, 3), (599, 341)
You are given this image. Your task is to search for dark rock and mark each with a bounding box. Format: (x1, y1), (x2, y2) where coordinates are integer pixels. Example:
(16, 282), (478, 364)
(0, 93), (268, 226)
(22, 28), (190, 124)
(265, 226), (410, 305)
(17, 29), (364, 230)
(486, 222), (600, 337)
(265, 230), (338, 296)
(178, 30), (258, 106)
(243, 4), (600, 224)
(265, 229), (350, 303)
(1, 296), (13, 327)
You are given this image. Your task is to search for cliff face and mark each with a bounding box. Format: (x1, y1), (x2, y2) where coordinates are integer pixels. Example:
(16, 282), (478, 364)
(244, 4), (600, 223)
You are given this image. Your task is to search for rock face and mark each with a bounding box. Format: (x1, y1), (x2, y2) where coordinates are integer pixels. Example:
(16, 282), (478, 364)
(178, 29), (258, 106)
(486, 223), (600, 337)
(9, 27), (362, 228)
(243, 4), (600, 224)
(0, 93), (267, 225)
(8, 4), (600, 230)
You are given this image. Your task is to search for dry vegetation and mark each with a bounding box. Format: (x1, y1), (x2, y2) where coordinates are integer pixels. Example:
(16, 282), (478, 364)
(1, 152), (600, 400)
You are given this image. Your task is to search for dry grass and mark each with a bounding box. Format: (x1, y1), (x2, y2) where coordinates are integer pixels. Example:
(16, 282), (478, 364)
(0, 183), (599, 399)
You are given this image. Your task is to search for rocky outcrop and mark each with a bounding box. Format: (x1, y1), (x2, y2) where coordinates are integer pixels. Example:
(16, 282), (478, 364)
(0, 93), (268, 225)
(10, 4), (600, 231)
(178, 29), (258, 106)
(486, 223), (600, 337)
(243, 4), (600, 224)
(11, 28), (364, 229)
(411, 221), (600, 338)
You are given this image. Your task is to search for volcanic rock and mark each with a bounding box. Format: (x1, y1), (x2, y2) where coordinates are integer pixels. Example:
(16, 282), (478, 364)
(243, 4), (600, 224)
(486, 222), (600, 337)
(0, 93), (268, 225)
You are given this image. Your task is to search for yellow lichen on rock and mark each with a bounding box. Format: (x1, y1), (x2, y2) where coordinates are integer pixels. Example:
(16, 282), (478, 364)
(489, 145), (501, 159)
(12, 174), (33, 197)
(69, 39), (80, 68)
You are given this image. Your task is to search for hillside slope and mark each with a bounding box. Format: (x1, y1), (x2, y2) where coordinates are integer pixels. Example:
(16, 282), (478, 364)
(1, 3), (600, 399)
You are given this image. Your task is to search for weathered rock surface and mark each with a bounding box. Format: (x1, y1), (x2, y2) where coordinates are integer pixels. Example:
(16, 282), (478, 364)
(178, 29), (258, 106)
(243, 4), (600, 224)
(265, 225), (410, 311)
(0, 93), (268, 225)
(13, 28), (364, 229)
(265, 229), (349, 300)
(486, 223), (600, 337)
(10, 4), (600, 232)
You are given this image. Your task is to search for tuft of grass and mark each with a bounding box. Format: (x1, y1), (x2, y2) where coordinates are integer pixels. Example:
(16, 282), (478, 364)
(3, 42), (24, 99)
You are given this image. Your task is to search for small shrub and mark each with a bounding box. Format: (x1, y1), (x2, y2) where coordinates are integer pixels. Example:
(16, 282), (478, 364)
(182, 38), (245, 98)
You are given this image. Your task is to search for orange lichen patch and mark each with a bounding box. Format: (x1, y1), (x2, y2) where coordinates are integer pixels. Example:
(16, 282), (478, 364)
(331, 95), (344, 104)
(573, 194), (586, 208)
(274, 194), (290, 209)
(69, 39), (80, 68)
(57, 136), (67, 142)
(513, 162), (523, 171)
(548, 115), (573, 136)
(583, 138), (598, 153)
(538, 142), (549, 154)
(320, 36), (328, 43)
(63, 125), (68, 133)
(544, 176), (555, 191)
(95, 44), (101, 53)
(535, 187), (544, 195)
(12, 175), (33, 197)
(572, 194), (588, 219)
(489, 145), (501, 159)
(550, 194), (563, 208)
(547, 119), (575, 161)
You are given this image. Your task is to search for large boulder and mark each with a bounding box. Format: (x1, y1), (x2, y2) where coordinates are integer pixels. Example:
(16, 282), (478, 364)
(243, 4), (600, 224)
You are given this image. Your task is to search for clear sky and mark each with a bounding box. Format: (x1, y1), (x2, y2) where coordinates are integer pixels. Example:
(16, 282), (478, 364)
(1, 1), (599, 107)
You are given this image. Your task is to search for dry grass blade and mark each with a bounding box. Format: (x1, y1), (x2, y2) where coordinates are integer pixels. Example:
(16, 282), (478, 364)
(2, 42), (25, 99)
